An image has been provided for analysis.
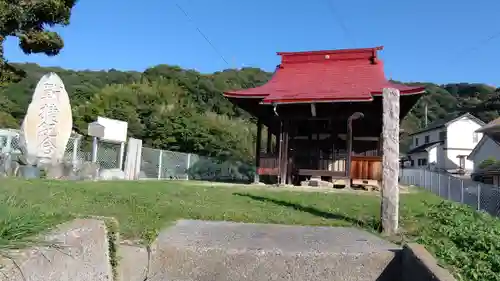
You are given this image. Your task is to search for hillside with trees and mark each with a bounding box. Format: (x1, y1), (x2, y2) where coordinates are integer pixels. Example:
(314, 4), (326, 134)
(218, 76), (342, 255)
(0, 63), (271, 163)
(0, 63), (499, 162)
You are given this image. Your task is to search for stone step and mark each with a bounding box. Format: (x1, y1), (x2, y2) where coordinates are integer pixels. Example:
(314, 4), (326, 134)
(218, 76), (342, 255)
(126, 220), (401, 281)
(0, 219), (113, 281)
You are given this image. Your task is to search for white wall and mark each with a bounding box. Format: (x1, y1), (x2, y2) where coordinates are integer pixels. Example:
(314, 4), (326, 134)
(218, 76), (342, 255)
(446, 116), (483, 171)
(409, 151), (428, 168)
(470, 136), (500, 172)
(409, 129), (443, 150)
(428, 146), (438, 164)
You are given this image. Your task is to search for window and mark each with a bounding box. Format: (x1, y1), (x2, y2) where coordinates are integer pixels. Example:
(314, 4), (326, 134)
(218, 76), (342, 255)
(410, 160), (415, 167)
(415, 137), (419, 146)
(418, 158), (428, 166)
(424, 135), (430, 143)
(473, 132), (479, 143)
(439, 131), (446, 141)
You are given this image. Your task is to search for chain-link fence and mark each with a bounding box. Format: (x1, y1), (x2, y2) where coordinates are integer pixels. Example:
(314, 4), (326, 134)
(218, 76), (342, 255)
(400, 168), (500, 217)
(140, 147), (255, 182)
(0, 128), (255, 182)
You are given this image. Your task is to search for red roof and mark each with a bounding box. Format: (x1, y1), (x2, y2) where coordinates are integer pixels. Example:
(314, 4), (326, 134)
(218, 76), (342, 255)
(224, 46), (425, 104)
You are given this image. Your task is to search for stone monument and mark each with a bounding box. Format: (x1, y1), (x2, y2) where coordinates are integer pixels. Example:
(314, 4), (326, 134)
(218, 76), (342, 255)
(19, 72), (73, 167)
(381, 88), (400, 235)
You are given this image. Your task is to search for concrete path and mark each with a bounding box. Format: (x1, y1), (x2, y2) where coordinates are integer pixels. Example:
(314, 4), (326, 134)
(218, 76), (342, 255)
(121, 220), (401, 281)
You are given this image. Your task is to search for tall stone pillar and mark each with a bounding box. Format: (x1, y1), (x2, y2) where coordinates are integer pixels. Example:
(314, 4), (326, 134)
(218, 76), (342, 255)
(381, 88), (400, 235)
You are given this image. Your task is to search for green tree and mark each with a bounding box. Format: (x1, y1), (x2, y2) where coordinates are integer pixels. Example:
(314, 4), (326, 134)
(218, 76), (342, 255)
(0, 0), (78, 86)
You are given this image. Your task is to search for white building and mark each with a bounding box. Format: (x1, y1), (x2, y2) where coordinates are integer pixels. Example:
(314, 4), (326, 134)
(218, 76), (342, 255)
(406, 113), (485, 172)
(468, 117), (500, 174)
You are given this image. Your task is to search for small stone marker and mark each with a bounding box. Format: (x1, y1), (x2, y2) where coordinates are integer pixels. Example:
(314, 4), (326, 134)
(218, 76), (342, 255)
(19, 73), (73, 165)
(381, 88), (400, 235)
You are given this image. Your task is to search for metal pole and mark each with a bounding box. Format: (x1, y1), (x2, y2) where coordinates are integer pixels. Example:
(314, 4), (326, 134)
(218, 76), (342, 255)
(477, 184), (481, 211)
(423, 169), (426, 189)
(438, 173), (441, 196)
(158, 150), (163, 180)
(346, 112), (364, 189)
(186, 153), (191, 180)
(460, 180), (464, 203)
(91, 137), (98, 163)
(447, 176), (451, 199)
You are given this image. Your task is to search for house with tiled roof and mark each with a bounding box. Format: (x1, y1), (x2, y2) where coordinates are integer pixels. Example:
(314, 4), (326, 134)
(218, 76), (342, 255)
(468, 117), (500, 183)
(406, 113), (485, 173)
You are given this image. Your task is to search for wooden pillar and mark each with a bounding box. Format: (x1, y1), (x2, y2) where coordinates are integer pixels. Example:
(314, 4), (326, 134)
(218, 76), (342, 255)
(279, 120), (289, 185)
(286, 131), (292, 184)
(345, 120), (353, 188)
(378, 132), (383, 156)
(308, 121), (313, 168)
(254, 118), (262, 183)
(275, 128), (280, 155)
(275, 125), (281, 181)
(316, 126), (320, 171)
(266, 127), (272, 154)
(330, 119), (335, 172)
(381, 88), (400, 235)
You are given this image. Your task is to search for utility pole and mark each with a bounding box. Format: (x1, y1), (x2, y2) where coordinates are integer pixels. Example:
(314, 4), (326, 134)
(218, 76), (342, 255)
(424, 103), (428, 127)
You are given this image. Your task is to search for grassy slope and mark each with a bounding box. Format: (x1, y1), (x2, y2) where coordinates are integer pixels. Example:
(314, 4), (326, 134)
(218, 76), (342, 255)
(0, 178), (439, 242)
(3, 178), (499, 280)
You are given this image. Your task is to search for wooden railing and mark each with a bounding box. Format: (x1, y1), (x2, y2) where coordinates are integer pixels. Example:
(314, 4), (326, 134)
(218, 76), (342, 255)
(258, 154), (279, 175)
(257, 149), (382, 180)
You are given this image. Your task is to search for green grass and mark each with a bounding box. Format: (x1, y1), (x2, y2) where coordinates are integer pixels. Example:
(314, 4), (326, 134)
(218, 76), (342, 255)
(3, 178), (499, 281)
(0, 178), (439, 244)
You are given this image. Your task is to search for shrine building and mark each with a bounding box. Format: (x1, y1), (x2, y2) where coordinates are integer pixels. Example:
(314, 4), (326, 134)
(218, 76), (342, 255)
(223, 46), (425, 186)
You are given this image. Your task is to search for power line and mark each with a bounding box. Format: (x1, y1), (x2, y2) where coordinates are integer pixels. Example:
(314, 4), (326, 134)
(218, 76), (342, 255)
(325, 0), (356, 47)
(174, 2), (230, 66)
(448, 30), (500, 64)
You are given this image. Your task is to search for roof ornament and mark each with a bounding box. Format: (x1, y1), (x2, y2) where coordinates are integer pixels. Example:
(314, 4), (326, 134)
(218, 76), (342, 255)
(370, 49), (378, 65)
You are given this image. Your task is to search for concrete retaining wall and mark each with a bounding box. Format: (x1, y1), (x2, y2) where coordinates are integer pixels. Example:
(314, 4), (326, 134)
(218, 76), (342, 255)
(0, 219), (114, 281)
(401, 243), (457, 281)
(0, 218), (459, 281)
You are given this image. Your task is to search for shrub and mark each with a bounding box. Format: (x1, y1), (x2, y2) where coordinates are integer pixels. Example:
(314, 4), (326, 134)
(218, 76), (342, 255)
(416, 201), (500, 281)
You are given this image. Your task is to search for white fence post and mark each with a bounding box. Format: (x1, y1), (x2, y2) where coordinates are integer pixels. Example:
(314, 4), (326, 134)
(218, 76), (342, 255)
(186, 153), (191, 180)
(118, 142), (125, 170)
(477, 184), (481, 211)
(477, 183), (481, 211)
(447, 176), (451, 199)
(437, 173), (441, 196)
(460, 180), (464, 203)
(71, 137), (79, 169)
(91, 137), (98, 163)
(157, 150), (163, 180)
(423, 169), (426, 189)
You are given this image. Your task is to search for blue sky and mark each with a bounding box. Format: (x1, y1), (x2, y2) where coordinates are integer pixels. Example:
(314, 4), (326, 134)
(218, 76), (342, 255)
(4, 0), (500, 85)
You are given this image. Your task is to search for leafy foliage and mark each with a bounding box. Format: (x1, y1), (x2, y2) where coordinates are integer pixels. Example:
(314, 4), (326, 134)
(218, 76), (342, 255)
(1, 62), (500, 161)
(478, 157), (499, 169)
(416, 201), (500, 281)
(400, 83), (500, 151)
(0, 0), (77, 85)
(0, 63), (271, 164)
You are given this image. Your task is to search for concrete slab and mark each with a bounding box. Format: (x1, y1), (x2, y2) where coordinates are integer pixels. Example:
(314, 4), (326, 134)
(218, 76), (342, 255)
(0, 219), (113, 281)
(156, 220), (399, 254)
(118, 244), (149, 281)
(146, 220), (401, 281)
